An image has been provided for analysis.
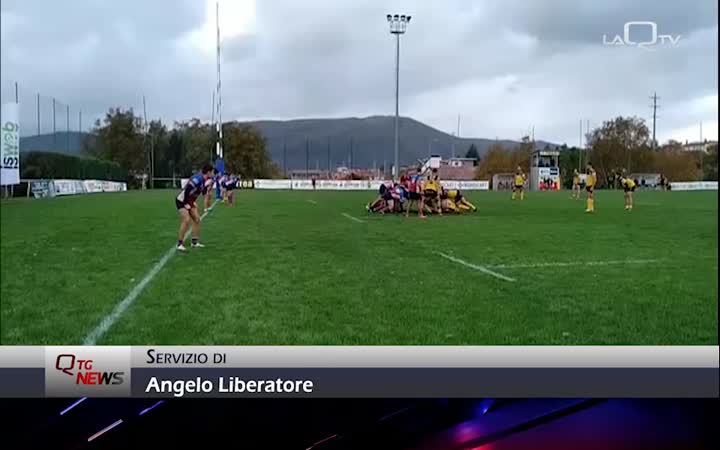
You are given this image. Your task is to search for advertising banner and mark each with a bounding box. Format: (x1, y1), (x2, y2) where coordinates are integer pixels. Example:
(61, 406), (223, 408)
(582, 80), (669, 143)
(291, 179), (314, 190)
(30, 180), (55, 199)
(53, 179), (85, 196)
(670, 181), (718, 191)
(83, 180), (104, 193)
(254, 179), (292, 190)
(1, 102), (20, 186)
(254, 179), (489, 191)
(443, 181), (490, 191)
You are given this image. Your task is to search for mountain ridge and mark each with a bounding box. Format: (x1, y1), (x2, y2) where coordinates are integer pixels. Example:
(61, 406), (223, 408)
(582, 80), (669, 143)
(19, 116), (557, 169)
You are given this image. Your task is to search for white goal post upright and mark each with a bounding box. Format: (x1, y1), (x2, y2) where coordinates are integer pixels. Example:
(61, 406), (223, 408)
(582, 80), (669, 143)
(215, 1), (223, 160)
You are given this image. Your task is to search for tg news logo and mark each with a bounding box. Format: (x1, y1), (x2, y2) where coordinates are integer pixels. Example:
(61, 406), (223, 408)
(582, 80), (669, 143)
(55, 354), (125, 386)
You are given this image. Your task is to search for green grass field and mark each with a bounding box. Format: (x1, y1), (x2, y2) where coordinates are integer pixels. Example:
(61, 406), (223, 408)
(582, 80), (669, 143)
(1, 188), (717, 345)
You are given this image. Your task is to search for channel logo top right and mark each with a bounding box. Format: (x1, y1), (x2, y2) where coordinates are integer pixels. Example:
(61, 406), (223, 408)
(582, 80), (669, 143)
(603, 22), (682, 50)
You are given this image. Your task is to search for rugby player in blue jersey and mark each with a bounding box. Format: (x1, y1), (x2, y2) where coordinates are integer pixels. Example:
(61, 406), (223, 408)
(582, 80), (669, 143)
(175, 163), (214, 251)
(203, 169), (219, 211)
(223, 174), (238, 206)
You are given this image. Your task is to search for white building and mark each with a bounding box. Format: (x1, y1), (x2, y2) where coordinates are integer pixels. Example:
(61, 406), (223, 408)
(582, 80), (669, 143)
(682, 140), (718, 153)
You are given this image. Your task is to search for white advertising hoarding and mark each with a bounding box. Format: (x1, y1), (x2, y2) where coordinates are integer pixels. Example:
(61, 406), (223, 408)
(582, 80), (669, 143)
(1, 103), (20, 186)
(254, 179), (490, 191)
(83, 180), (104, 193)
(254, 179), (292, 189)
(442, 181), (490, 191)
(53, 179), (85, 196)
(670, 181), (718, 191)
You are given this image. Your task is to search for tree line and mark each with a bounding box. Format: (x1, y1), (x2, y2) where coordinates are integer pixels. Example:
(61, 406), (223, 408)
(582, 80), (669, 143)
(82, 108), (280, 187)
(474, 116), (718, 187)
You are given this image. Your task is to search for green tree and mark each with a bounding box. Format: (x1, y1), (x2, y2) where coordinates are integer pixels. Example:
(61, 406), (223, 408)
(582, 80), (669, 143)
(166, 130), (185, 179)
(147, 119), (170, 178)
(703, 144), (718, 181)
(223, 123), (280, 178)
(559, 146), (582, 189)
(475, 139), (531, 181)
(512, 135), (533, 172)
(465, 143), (479, 160)
(587, 116), (653, 187)
(86, 108), (145, 179)
(652, 143), (702, 181)
(175, 118), (214, 175)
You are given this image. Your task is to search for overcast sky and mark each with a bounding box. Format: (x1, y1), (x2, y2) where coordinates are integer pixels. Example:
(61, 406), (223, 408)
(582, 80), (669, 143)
(1, 0), (717, 145)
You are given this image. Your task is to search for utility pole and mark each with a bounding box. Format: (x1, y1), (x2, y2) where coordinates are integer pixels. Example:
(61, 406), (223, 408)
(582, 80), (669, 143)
(584, 119), (590, 169)
(143, 95), (155, 188)
(305, 138), (309, 176)
(327, 137), (331, 176)
(650, 92), (660, 149)
(52, 98), (56, 149)
(700, 122), (703, 142)
(283, 138), (287, 178)
(531, 125), (535, 146)
(579, 119), (583, 171)
(36, 93), (40, 135)
(66, 104), (70, 152)
(349, 137), (354, 170)
(454, 114), (461, 158)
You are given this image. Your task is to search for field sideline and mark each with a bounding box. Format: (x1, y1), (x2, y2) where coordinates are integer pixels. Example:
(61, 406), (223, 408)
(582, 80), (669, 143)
(0, 189), (717, 345)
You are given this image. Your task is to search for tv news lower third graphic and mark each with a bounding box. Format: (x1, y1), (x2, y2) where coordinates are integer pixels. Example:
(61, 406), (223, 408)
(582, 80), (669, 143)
(0, 347), (718, 398)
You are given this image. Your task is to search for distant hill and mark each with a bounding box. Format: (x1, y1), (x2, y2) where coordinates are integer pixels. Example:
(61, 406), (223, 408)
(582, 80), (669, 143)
(246, 116), (555, 170)
(19, 132), (90, 155)
(18, 117), (556, 170)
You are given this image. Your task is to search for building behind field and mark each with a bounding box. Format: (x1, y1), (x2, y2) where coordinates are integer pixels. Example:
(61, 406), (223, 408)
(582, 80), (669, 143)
(289, 167), (387, 180)
(438, 157), (478, 180)
(289, 169), (328, 180)
(492, 173), (526, 191)
(682, 140), (717, 153)
(629, 173), (661, 188)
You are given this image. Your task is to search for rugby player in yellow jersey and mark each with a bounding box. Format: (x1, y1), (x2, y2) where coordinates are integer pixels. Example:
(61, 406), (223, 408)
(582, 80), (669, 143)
(511, 166), (526, 200)
(585, 163), (596, 213)
(440, 187), (477, 212)
(618, 171), (636, 210)
(571, 169), (581, 199)
(422, 169), (442, 216)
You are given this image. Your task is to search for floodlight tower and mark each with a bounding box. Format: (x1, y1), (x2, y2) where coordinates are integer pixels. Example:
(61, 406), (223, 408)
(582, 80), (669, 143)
(387, 13), (411, 178)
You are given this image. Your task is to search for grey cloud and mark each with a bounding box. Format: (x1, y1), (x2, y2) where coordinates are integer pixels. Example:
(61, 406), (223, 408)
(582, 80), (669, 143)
(1, 0), (717, 145)
(484, 0), (717, 45)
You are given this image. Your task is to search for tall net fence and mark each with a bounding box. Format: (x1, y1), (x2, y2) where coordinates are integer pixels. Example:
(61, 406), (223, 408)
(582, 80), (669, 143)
(1, 80), (140, 197)
(1, 80), (108, 153)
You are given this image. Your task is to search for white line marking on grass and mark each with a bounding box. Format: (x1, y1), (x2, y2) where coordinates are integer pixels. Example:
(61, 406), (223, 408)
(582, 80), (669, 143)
(436, 252), (516, 282)
(342, 212), (366, 223)
(488, 255), (718, 269)
(307, 200), (318, 205)
(487, 259), (659, 269)
(82, 200), (219, 345)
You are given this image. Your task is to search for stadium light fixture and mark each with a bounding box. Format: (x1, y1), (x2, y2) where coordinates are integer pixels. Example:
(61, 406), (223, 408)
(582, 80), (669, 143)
(386, 13), (411, 177)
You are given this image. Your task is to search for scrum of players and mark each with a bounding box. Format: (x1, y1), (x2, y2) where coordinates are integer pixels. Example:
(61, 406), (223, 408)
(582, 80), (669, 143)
(366, 167), (477, 218)
(366, 161), (638, 218)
